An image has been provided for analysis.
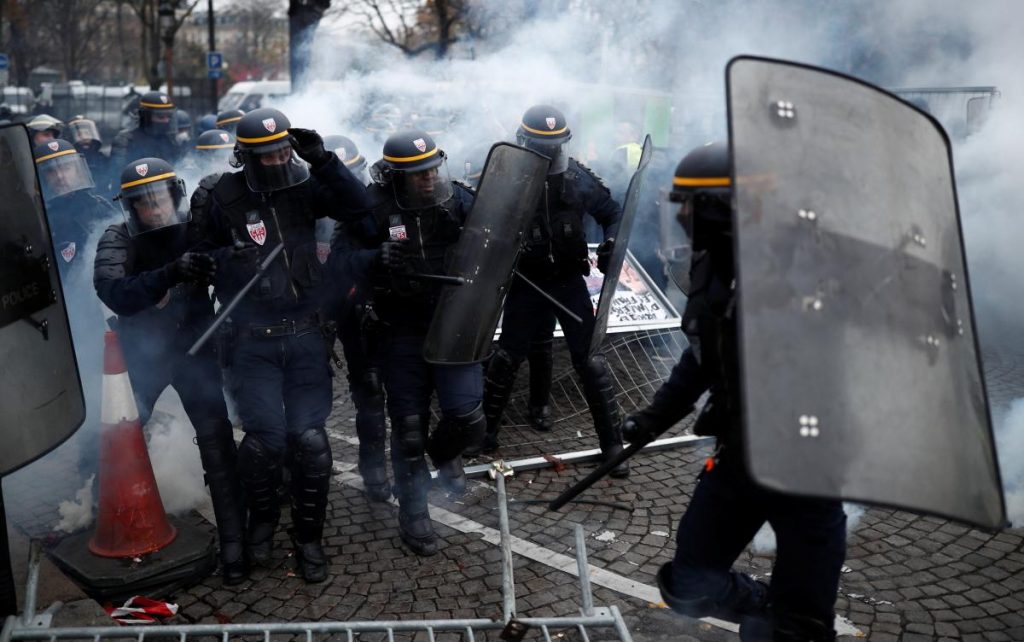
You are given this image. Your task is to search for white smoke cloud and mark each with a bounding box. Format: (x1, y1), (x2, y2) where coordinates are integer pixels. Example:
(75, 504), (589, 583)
(147, 391), (211, 515)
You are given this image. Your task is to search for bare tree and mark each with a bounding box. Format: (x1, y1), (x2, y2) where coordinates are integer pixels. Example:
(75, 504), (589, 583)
(123, 0), (201, 89)
(220, 0), (290, 81)
(350, 0), (471, 59)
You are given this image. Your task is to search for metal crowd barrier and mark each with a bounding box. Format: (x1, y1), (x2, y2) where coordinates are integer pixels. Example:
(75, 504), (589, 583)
(2, 463), (633, 642)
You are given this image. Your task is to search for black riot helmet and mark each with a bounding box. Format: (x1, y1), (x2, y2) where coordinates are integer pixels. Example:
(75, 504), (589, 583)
(323, 134), (368, 180)
(372, 129), (453, 210)
(138, 90), (176, 136)
(114, 157), (189, 237)
(233, 107), (310, 192)
(33, 139), (95, 200)
(215, 109), (245, 133)
(194, 128), (236, 168)
(176, 109), (192, 135)
(670, 141), (732, 248)
(66, 115), (102, 152)
(516, 104), (572, 175)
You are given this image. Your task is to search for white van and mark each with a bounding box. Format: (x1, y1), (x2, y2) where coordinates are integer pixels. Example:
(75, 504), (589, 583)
(217, 80), (291, 113)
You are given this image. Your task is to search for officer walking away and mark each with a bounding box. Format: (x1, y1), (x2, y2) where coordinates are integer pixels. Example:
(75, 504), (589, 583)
(93, 158), (247, 586)
(623, 142), (846, 641)
(202, 108), (369, 582)
(481, 105), (628, 476)
(110, 91), (184, 178)
(362, 130), (484, 555)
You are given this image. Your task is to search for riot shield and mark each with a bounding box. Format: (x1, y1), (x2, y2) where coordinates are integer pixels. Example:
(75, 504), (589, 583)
(0, 124), (85, 475)
(423, 143), (550, 364)
(728, 56), (1004, 529)
(588, 135), (653, 356)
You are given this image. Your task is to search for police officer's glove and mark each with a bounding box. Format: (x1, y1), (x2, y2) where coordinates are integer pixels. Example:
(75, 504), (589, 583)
(596, 238), (615, 274)
(377, 240), (409, 272)
(227, 241), (259, 270)
(289, 127), (331, 169)
(170, 252), (216, 284)
(621, 413), (660, 446)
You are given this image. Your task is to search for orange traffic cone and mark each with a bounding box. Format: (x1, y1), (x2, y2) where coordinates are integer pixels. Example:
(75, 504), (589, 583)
(88, 331), (177, 557)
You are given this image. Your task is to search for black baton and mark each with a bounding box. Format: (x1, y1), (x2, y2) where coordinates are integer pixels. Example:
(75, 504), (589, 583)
(187, 242), (285, 357)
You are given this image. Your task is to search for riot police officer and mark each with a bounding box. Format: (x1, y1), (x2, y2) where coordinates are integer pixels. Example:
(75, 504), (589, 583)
(65, 116), (112, 193)
(34, 139), (117, 281)
(359, 130), (484, 555)
(110, 91), (184, 178)
(27, 114), (64, 146)
(316, 134), (392, 502)
(201, 108), (369, 582)
(624, 142), (846, 641)
(215, 109), (245, 134)
(481, 105), (627, 476)
(93, 158), (247, 586)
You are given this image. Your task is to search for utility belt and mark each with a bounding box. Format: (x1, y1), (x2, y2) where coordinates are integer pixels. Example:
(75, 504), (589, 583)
(247, 315), (321, 338)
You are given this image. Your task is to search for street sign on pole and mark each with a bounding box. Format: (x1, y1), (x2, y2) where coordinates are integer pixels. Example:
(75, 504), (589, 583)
(0, 54), (9, 70)
(207, 51), (223, 79)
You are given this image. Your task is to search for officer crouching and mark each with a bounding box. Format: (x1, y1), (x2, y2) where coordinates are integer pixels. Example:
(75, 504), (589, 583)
(93, 158), (246, 585)
(200, 108), (369, 583)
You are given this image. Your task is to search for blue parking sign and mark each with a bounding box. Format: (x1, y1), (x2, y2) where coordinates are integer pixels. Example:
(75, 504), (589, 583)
(206, 51), (222, 71)
(0, 54), (9, 71)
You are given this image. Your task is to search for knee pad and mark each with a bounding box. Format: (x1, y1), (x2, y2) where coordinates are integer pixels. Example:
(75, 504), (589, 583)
(288, 427), (333, 476)
(237, 433), (281, 472)
(427, 404), (485, 463)
(576, 353), (612, 388)
(393, 415), (426, 459)
(485, 347), (522, 388)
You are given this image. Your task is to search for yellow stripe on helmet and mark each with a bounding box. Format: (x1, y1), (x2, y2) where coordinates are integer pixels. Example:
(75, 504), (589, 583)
(139, 101), (175, 109)
(344, 154), (364, 168)
(673, 176), (731, 187)
(34, 149), (77, 164)
(216, 116), (242, 126)
(121, 171), (176, 189)
(195, 143), (234, 150)
(383, 147), (439, 164)
(236, 130), (290, 144)
(520, 122), (568, 137)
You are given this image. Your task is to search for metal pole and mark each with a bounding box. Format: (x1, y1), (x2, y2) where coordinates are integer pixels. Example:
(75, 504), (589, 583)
(207, 0), (217, 113)
(513, 270), (583, 324)
(17, 544), (38, 627)
(574, 525), (594, 616)
(495, 473), (516, 623)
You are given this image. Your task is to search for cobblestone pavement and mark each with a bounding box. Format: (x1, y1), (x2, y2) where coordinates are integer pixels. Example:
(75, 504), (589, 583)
(5, 338), (1024, 641)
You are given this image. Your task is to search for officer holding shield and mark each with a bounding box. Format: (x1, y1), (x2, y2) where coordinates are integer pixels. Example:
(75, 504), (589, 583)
(623, 142), (846, 640)
(358, 129), (484, 556)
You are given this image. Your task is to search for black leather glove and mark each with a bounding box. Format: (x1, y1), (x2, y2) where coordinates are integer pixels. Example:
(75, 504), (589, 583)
(289, 127), (331, 169)
(378, 240), (409, 272)
(621, 413), (659, 446)
(596, 238), (615, 274)
(170, 252), (216, 284)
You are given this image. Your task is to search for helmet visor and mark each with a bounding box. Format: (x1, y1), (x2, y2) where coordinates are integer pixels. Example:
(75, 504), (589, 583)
(659, 191), (695, 295)
(242, 139), (310, 192)
(119, 178), (189, 236)
(392, 160), (453, 210)
(67, 120), (101, 147)
(519, 137), (568, 175)
(38, 153), (95, 199)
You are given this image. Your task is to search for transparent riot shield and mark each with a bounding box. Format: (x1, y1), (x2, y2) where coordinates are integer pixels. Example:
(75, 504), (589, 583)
(0, 124), (85, 475)
(588, 135), (653, 357)
(728, 56), (1004, 529)
(423, 143), (550, 364)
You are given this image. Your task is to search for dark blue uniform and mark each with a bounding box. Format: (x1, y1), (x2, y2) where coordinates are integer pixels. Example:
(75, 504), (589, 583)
(109, 127), (183, 184)
(634, 238), (846, 641)
(201, 151), (369, 576)
(93, 218), (247, 583)
(484, 158), (625, 465)
(357, 181), (484, 555)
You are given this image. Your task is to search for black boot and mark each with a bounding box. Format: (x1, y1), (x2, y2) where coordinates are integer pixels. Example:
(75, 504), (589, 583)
(471, 348), (520, 455)
(435, 455), (467, 496)
(392, 415), (438, 556)
(196, 427), (248, 585)
(353, 369), (390, 502)
(288, 427), (332, 583)
(578, 354), (629, 478)
(527, 336), (555, 432)
(427, 404), (484, 497)
(237, 434), (282, 565)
